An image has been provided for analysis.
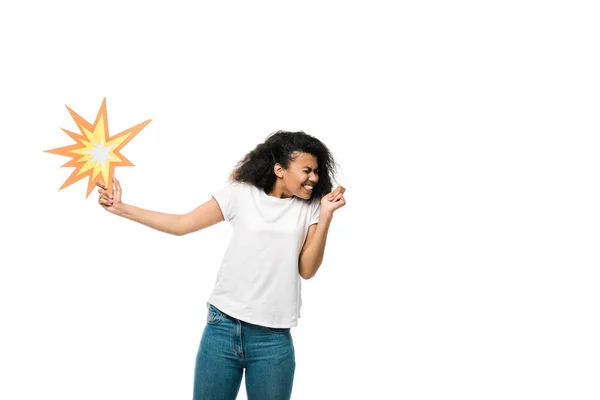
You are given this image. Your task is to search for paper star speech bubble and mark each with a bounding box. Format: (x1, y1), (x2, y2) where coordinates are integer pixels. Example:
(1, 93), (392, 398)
(45, 98), (150, 198)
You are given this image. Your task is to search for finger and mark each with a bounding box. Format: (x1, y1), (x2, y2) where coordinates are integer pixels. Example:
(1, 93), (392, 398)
(97, 188), (112, 199)
(96, 180), (108, 190)
(114, 176), (122, 192)
(99, 194), (113, 204)
(332, 185), (346, 195)
(334, 195), (346, 204)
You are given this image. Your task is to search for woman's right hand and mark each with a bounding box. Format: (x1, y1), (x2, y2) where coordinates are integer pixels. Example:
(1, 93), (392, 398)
(97, 177), (123, 214)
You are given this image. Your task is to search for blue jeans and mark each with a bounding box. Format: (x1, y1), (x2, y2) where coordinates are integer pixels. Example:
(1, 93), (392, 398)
(193, 303), (296, 400)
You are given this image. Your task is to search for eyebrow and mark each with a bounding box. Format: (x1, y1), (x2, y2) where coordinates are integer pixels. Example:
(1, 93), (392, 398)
(303, 167), (319, 170)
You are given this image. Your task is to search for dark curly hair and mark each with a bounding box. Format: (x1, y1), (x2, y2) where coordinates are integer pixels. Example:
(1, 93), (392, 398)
(228, 130), (339, 200)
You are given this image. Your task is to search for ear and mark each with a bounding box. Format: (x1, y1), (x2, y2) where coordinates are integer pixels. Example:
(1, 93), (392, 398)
(273, 163), (284, 178)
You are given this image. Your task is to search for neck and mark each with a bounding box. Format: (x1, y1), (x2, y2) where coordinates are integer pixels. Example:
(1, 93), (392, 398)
(268, 181), (291, 199)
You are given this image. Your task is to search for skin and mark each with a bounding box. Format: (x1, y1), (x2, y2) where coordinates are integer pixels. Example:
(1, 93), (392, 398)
(270, 151), (320, 200)
(96, 151), (346, 279)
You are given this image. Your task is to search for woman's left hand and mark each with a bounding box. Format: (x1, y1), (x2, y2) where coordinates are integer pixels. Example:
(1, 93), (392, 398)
(321, 185), (347, 215)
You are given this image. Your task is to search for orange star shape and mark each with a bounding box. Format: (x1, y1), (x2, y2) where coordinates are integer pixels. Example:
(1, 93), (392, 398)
(45, 98), (150, 197)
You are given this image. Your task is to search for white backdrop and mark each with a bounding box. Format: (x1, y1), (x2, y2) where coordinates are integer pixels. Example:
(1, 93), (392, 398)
(1, 1), (599, 399)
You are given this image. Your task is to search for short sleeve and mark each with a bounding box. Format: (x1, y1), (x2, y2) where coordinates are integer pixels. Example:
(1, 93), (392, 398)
(212, 182), (239, 223)
(308, 199), (321, 226)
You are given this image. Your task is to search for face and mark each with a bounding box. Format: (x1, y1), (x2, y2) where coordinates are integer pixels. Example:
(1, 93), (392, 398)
(279, 152), (319, 200)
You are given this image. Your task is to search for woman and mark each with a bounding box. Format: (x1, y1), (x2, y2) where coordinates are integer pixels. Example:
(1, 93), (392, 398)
(97, 130), (346, 400)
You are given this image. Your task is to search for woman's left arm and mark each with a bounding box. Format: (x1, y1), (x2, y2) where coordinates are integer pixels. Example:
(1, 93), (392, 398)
(298, 186), (346, 279)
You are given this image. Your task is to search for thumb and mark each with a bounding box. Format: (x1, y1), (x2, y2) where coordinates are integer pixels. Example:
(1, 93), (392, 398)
(114, 176), (122, 192)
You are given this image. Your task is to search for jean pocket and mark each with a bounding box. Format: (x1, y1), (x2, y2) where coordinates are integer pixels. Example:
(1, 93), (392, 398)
(264, 326), (291, 335)
(206, 303), (223, 325)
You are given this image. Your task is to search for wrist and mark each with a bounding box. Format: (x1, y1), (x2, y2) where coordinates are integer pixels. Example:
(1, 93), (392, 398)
(110, 202), (127, 217)
(319, 209), (334, 220)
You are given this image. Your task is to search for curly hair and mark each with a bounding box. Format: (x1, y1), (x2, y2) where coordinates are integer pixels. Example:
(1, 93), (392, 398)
(228, 130), (339, 200)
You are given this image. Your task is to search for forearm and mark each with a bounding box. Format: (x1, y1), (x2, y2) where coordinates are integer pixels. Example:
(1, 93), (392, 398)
(111, 203), (183, 236)
(299, 212), (333, 279)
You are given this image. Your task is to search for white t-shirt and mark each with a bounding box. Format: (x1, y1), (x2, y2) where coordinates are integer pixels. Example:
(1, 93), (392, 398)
(207, 181), (321, 328)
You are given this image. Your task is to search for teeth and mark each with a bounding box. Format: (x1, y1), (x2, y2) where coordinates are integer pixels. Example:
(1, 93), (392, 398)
(304, 185), (313, 190)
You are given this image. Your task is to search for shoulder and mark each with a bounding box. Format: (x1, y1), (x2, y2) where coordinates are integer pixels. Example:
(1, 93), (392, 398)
(236, 181), (259, 194)
(224, 181), (264, 200)
(218, 180), (252, 192)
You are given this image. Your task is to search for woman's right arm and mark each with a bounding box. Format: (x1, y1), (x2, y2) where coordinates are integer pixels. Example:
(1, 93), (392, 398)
(97, 178), (224, 236)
